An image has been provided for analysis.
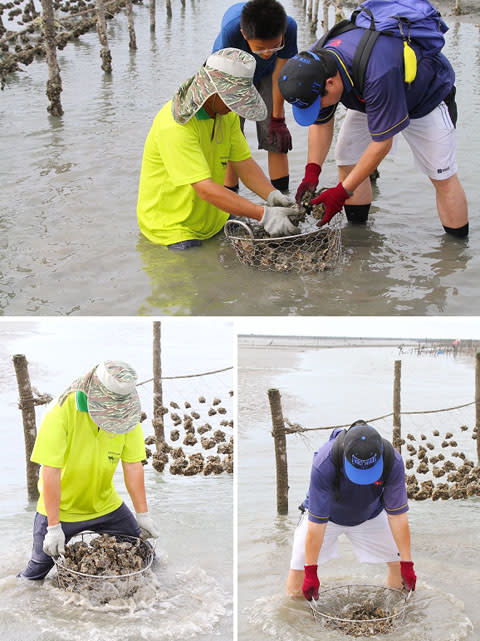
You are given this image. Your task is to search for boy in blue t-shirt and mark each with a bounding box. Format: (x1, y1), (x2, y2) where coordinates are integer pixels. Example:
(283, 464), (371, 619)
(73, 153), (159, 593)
(286, 421), (417, 600)
(213, 0), (298, 193)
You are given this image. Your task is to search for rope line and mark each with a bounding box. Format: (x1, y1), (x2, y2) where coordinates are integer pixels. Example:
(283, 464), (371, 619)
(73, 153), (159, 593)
(284, 412), (394, 434)
(136, 365), (233, 387)
(283, 401), (476, 434)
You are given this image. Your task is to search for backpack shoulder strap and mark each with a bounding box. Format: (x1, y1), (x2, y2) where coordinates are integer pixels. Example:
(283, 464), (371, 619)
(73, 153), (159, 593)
(312, 16), (379, 97)
(352, 28), (381, 95)
(312, 19), (357, 53)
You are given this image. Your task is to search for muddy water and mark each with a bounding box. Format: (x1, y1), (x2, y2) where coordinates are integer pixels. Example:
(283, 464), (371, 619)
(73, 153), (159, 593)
(238, 340), (479, 641)
(0, 2), (479, 315)
(0, 319), (233, 641)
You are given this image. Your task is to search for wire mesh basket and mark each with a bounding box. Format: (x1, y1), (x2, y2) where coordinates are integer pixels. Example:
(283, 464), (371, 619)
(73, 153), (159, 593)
(224, 214), (342, 274)
(309, 585), (411, 637)
(53, 531), (154, 602)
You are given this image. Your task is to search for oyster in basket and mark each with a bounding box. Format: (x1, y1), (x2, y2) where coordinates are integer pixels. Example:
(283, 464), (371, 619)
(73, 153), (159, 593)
(61, 533), (148, 576)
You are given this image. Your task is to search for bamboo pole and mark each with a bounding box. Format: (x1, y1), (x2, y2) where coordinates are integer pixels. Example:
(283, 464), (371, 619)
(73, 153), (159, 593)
(476, 353), (480, 463)
(95, 0), (112, 72)
(12, 355), (40, 501)
(125, 0), (136, 50)
(392, 360), (402, 453)
(268, 388), (289, 515)
(40, 0), (63, 116)
(152, 321), (165, 446)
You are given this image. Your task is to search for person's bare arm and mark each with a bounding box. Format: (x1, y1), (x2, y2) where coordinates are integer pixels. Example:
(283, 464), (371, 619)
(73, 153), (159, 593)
(306, 120), (335, 166)
(387, 513), (412, 561)
(231, 156), (277, 201)
(342, 138), (393, 194)
(305, 520), (328, 564)
(122, 461), (148, 513)
(192, 156), (277, 221)
(42, 465), (62, 526)
(272, 57), (288, 118)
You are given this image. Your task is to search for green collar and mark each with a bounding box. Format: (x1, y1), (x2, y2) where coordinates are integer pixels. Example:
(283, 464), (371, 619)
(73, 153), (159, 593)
(195, 106), (212, 120)
(75, 390), (88, 412)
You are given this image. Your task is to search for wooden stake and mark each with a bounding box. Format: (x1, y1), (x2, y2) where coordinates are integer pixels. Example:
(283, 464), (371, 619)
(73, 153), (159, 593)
(393, 360), (402, 452)
(40, 0), (63, 115)
(166, 0), (172, 19)
(311, 0), (320, 32)
(150, 0), (155, 31)
(476, 353), (480, 463)
(322, 0), (329, 31)
(268, 388), (288, 515)
(12, 354), (40, 501)
(125, 0), (137, 50)
(96, 0), (112, 72)
(152, 321), (165, 446)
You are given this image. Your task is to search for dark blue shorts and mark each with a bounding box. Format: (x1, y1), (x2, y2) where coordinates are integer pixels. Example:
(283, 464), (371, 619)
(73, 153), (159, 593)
(18, 502), (140, 580)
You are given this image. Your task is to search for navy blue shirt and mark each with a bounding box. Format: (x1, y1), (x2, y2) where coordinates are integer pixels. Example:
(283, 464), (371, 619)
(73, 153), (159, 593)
(314, 28), (455, 141)
(303, 435), (409, 527)
(213, 2), (298, 85)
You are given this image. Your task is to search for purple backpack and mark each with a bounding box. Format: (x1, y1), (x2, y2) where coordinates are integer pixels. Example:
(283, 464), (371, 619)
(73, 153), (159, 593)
(314, 0), (449, 94)
(353, 0), (448, 55)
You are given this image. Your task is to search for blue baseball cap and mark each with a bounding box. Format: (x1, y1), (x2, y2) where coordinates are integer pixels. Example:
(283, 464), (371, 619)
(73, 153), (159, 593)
(343, 423), (384, 485)
(278, 50), (332, 127)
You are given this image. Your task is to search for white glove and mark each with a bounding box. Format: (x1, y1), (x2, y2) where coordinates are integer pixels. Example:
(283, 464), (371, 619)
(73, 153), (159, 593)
(136, 511), (160, 539)
(261, 206), (299, 237)
(266, 189), (295, 208)
(43, 523), (65, 557)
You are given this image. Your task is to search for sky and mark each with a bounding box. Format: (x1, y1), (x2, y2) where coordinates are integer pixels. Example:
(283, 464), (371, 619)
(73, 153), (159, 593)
(235, 316), (480, 340)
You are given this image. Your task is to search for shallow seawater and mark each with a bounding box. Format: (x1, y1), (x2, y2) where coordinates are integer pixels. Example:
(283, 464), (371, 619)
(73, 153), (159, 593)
(1, 1), (479, 315)
(238, 340), (479, 640)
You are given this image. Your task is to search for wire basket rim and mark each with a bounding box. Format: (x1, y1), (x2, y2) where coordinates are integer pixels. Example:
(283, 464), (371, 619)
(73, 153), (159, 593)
(309, 584), (409, 624)
(224, 218), (337, 243)
(53, 530), (154, 580)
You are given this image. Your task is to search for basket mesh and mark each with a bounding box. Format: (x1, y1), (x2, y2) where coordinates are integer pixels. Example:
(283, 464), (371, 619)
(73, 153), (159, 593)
(309, 585), (410, 637)
(53, 531), (154, 602)
(224, 213), (342, 274)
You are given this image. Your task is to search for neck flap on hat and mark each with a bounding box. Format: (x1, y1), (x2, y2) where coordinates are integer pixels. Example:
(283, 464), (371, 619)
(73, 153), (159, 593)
(58, 366), (97, 407)
(171, 66), (218, 125)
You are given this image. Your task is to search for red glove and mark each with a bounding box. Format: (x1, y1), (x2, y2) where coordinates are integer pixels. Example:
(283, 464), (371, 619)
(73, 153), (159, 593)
(295, 163), (322, 205)
(302, 564), (320, 601)
(400, 561), (417, 591)
(268, 117), (292, 154)
(311, 182), (351, 225)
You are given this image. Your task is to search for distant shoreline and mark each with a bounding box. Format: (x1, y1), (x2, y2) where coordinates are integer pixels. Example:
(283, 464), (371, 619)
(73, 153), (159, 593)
(238, 336), (480, 350)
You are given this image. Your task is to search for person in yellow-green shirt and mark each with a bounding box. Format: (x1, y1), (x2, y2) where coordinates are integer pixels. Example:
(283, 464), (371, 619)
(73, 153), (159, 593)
(137, 47), (299, 250)
(18, 361), (159, 581)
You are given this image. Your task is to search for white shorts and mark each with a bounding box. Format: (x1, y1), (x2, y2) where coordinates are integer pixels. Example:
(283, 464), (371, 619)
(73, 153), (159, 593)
(289, 511), (400, 570)
(335, 103), (458, 180)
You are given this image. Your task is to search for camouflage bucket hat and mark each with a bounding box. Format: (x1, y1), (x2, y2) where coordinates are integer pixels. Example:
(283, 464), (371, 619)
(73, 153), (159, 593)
(86, 361), (142, 434)
(172, 48), (267, 124)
